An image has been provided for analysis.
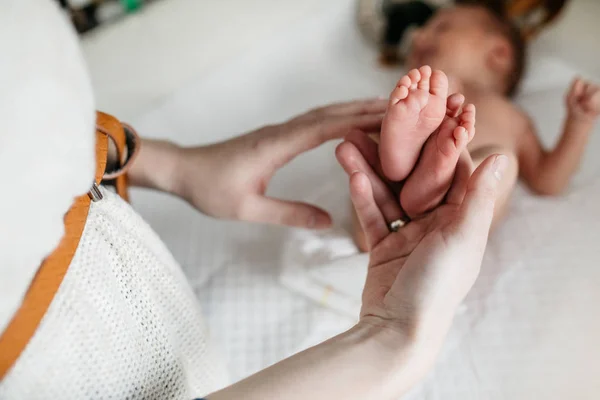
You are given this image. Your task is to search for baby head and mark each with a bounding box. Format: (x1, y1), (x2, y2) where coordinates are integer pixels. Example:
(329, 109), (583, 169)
(407, 3), (526, 97)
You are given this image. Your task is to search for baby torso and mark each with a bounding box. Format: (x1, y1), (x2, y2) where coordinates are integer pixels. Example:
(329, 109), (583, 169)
(465, 91), (529, 159)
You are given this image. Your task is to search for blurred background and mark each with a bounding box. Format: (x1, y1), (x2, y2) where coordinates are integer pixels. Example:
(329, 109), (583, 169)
(60, 0), (331, 119)
(58, 0), (600, 121)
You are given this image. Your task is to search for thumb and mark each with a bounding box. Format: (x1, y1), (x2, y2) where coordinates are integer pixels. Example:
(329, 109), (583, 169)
(239, 196), (332, 229)
(454, 154), (508, 239)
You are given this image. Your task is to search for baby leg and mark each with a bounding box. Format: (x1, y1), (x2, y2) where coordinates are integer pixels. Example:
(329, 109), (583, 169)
(401, 96), (475, 217)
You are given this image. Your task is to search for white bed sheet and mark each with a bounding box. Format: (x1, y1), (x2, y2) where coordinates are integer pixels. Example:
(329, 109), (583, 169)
(130, 0), (600, 397)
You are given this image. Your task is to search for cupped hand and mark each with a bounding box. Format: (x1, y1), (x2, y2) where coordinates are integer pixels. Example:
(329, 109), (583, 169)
(173, 99), (386, 228)
(336, 132), (507, 366)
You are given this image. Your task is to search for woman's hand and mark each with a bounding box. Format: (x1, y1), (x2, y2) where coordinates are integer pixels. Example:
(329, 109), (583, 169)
(130, 99), (386, 229)
(336, 132), (507, 374)
(205, 132), (508, 400)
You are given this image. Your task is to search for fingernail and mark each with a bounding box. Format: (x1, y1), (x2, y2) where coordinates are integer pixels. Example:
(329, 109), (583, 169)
(493, 155), (508, 181)
(461, 128), (469, 141)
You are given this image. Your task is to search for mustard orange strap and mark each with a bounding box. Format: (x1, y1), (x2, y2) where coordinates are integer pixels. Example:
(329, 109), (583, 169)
(0, 131), (108, 380)
(96, 111), (137, 202)
(0, 110), (136, 380)
(507, 0), (541, 17)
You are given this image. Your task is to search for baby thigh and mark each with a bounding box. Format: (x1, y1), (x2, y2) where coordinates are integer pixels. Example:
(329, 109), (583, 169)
(470, 145), (519, 229)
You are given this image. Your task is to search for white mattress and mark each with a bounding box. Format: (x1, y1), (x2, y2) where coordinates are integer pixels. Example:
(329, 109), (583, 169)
(130, 0), (600, 397)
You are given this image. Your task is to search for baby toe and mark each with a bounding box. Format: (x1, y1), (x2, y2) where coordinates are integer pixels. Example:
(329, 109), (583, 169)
(429, 69), (449, 97)
(417, 65), (432, 91)
(446, 93), (465, 118)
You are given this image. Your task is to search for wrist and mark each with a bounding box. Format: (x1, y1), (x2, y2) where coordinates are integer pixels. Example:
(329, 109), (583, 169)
(353, 318), (419, 362)
(159, 141), (186, 196)
(352, 318), (440, 395)
(169, 145), (215, 206)
(129, 138), (184, 194)
(566, 113), (596, 133)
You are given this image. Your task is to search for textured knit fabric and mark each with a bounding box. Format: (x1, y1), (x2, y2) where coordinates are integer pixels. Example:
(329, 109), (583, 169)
(0, 188), (228, 399)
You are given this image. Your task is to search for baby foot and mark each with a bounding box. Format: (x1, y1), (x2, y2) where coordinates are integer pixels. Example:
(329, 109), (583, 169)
(401, 95), (476, 217)
(379, 65), (449, 181)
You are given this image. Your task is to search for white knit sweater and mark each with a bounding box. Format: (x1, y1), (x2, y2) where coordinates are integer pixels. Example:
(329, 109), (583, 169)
(0, 188), (229, 399)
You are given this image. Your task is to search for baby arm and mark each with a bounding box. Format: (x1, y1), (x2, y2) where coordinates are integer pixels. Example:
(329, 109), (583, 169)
(519, 78), (600, 195)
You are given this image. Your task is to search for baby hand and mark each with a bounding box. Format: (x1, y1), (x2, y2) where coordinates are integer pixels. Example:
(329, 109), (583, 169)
(566, 78), (600, 123)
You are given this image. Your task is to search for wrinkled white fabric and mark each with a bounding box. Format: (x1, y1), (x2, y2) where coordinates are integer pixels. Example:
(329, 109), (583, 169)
(0, 0), (95, 332)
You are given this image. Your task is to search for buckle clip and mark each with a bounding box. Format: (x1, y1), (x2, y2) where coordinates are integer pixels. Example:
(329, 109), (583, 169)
(88, 183), (103, 202)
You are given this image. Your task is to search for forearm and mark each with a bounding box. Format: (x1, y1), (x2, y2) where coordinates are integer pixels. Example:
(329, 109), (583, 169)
(532, 118), (593, 194)
(128, 138), (184, 194)
(207, 322), (426, 400)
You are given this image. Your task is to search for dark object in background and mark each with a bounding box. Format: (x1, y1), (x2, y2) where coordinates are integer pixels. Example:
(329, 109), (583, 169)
(381, 1), (437, 65)
(55, 0), (152, 34)
(359, 0), (571, 66)
(457, 0), (569, 38)
(505, 0), (569, 38)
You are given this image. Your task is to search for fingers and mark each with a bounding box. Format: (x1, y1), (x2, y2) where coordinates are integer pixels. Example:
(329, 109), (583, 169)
(272, 113), (384, 168)
(583, 85), (600, 113)
(567, 77), (600, 116)
(270, 99), (388, 167)
(343, 130), (384, 177)
(315, 98), (388, 118)
(568, 78), (585, 105)
(582, 81), (598, 97)
(301, 113), (384, 147)
(333, 113), (385, 138)
(240, 196), (332, 229)
(453, 154), (508, 239)
(584, 85), (600, 99)
(349, 171), (389, 249)
(336, 140), (405, 223)
(570, 77), (584, 93)
(446, 150), (475, 205)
